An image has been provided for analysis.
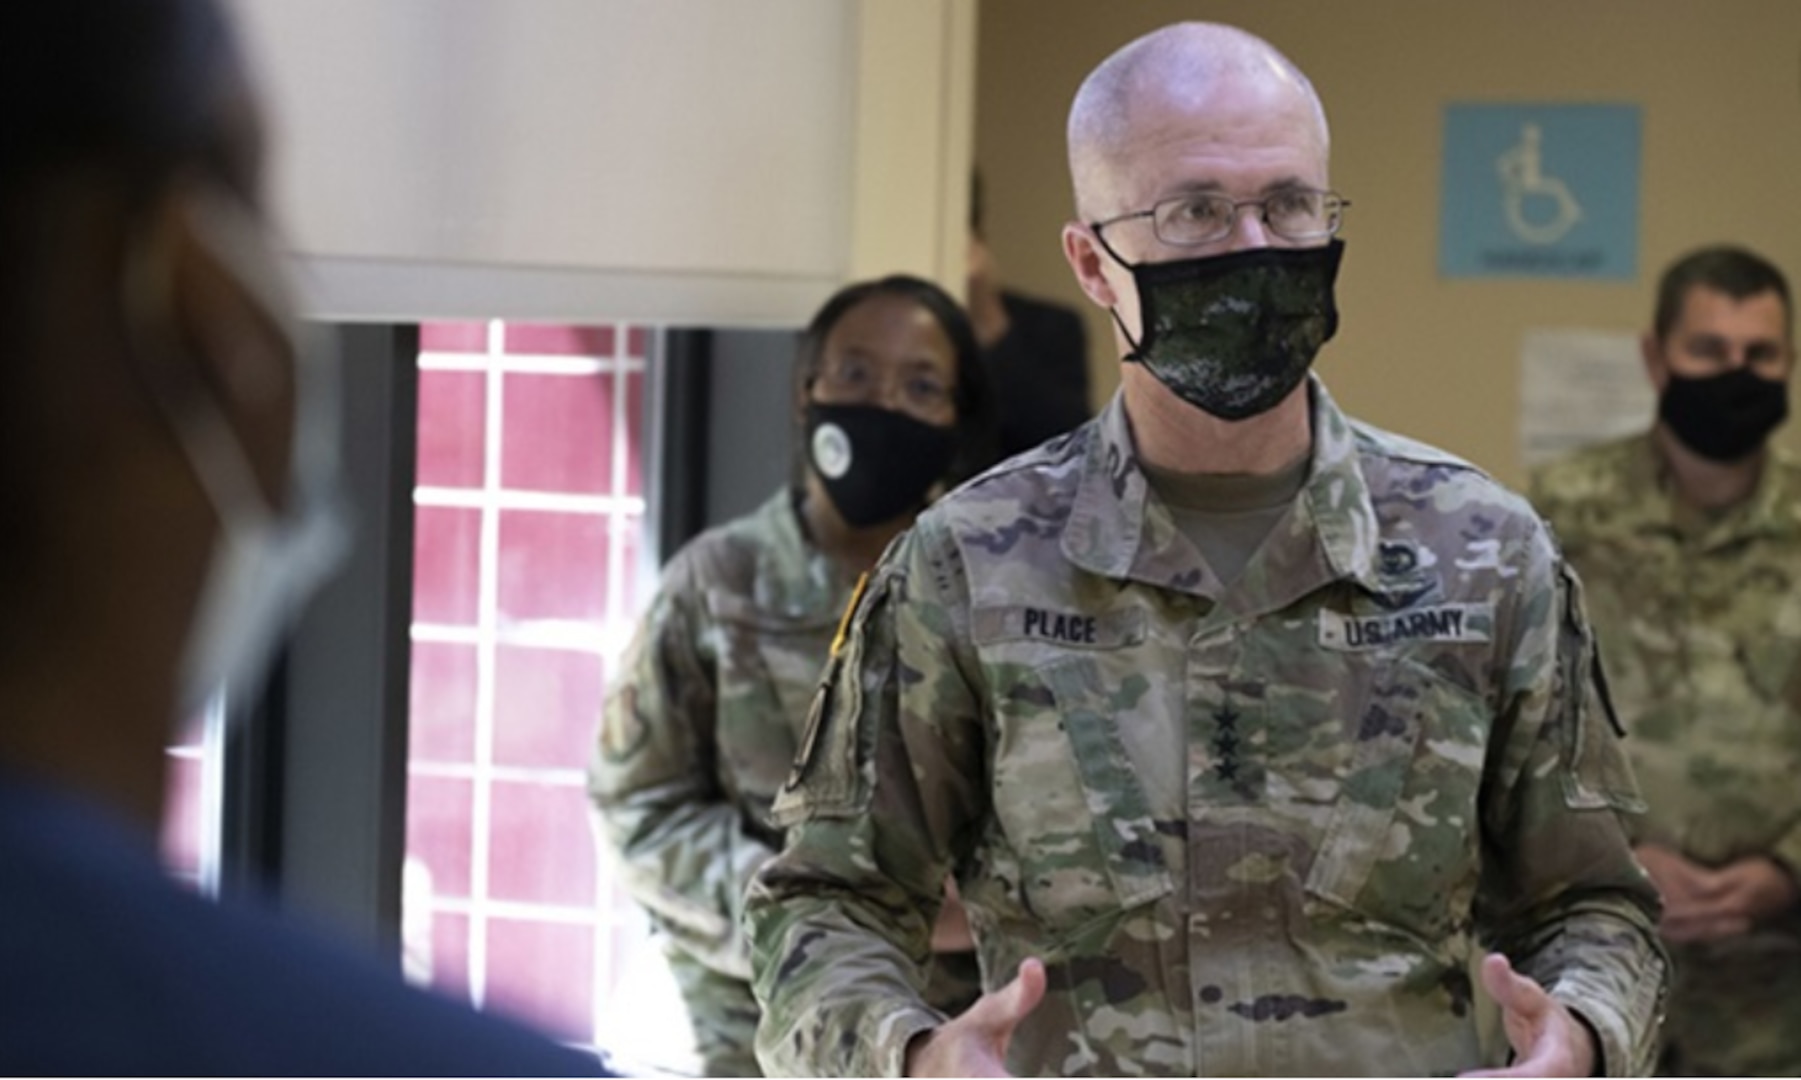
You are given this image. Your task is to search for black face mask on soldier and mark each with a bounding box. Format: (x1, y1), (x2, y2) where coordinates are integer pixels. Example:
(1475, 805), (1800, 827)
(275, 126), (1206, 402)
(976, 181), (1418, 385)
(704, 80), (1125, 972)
(805, 402), (955, 528)
(1102, 240), (1344, 422)
(1658, 367), (1789, 462)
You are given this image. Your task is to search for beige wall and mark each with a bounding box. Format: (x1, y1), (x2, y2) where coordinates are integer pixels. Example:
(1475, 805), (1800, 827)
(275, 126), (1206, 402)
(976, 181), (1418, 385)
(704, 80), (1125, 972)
(975, 0), (1801, 487)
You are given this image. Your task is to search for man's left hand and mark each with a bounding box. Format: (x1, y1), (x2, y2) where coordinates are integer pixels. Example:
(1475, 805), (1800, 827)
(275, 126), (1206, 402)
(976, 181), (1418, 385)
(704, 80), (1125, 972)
(1458, 953), (1596, 1078)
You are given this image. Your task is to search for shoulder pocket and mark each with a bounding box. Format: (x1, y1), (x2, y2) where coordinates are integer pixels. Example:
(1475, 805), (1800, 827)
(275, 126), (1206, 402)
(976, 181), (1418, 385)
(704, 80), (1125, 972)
(768, 575), (886, 827)
(1558, 564), (1647, 814)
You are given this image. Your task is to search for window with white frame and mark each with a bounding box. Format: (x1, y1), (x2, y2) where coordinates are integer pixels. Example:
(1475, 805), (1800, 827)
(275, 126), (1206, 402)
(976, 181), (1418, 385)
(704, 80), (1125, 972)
(404, 320), (692, 1071)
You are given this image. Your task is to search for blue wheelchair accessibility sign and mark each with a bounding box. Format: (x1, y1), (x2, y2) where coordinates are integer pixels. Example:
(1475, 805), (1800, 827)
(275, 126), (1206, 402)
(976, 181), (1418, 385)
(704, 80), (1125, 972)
(1439, 103), (1641, 280)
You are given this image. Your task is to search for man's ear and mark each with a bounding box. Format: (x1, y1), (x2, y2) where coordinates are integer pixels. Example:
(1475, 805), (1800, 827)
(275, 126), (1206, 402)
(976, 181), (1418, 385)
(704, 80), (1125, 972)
(1061, 222), (1119, 310)
(163, 183), (297, 507)
(169, 188), (292, 410)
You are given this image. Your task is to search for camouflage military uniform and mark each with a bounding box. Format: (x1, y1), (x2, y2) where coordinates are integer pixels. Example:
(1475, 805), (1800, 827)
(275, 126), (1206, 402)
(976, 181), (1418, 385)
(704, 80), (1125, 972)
(747, 379), (1667, 1078)
(590, 490), (977, 1076)
(1532, 433), (1801, 1076)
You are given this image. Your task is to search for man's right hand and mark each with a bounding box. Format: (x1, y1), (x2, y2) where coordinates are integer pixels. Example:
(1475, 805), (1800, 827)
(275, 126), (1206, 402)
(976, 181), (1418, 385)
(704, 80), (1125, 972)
(904, 957), (1046, 1077)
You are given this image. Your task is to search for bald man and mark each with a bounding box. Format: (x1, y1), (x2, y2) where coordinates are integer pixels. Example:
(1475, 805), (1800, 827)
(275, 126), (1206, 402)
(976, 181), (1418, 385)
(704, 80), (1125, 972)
(745, 23), (1665, 1078)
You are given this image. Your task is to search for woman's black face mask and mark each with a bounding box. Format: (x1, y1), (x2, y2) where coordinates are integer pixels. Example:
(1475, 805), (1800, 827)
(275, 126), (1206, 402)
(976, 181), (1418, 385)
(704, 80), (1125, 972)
(805, 402), (955, 527)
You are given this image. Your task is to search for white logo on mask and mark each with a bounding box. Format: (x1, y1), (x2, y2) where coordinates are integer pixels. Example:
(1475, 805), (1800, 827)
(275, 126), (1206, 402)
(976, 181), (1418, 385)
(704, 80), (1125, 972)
(812, 422), (853, 479)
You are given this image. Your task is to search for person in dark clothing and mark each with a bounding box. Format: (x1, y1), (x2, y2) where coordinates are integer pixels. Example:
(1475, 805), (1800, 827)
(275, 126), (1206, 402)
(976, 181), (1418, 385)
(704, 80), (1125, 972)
(968, 171), (1094, 458)
(0, 3), (612, 1073)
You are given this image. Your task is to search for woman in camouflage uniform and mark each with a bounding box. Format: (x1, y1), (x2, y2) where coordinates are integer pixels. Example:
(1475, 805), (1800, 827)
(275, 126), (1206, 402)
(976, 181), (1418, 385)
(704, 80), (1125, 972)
(590, 275), (998, 1075)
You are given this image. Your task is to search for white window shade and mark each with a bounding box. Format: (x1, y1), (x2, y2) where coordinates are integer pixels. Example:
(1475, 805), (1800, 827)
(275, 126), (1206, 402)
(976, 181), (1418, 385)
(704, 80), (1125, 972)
(227, 0), (975, 325)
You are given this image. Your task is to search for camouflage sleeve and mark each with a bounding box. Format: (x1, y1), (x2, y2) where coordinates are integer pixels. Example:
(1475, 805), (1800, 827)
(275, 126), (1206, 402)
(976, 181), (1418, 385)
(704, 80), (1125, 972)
(1476, 522), (1669, 1078)
(745, 520), (985, 1078)
(587, 556), (776, 980)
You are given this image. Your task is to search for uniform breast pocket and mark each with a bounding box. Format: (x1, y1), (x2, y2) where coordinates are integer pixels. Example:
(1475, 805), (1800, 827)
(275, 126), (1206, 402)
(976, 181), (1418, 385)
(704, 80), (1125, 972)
(1741, 632), (1801, 745)
(987, 655), (1175, 944)
(706, 596), (838, 802)
(1736, 565), (1801, 713)
(1302, 655), (1488, 942)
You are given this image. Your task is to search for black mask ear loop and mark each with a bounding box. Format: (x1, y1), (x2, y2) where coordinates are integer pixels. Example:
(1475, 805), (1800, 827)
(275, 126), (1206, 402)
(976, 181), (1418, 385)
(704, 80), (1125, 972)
(1109, 310), (1146, 361)
(1087, 224), (1149, 359)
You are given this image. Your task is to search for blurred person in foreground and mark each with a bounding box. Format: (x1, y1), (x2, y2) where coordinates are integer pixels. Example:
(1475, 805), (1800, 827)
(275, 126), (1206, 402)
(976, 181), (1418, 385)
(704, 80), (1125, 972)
(1532, 244), (1801, 1076)
(0, 1), (612, 1073)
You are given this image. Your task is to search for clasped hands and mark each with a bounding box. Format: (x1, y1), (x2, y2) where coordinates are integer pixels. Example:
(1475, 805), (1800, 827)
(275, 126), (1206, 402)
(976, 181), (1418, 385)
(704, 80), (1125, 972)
(1633, 844), (1799, 945)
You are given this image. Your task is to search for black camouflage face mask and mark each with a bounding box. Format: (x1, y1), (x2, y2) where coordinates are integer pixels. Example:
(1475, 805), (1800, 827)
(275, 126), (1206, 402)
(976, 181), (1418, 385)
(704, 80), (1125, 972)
(1107, 240), (1344, 421)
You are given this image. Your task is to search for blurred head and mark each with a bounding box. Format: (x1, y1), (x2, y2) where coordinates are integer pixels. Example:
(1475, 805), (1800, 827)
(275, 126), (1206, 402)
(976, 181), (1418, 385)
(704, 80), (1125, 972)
(969, 168), (988, 242)
(1644, 246), (1793, 461)
(793, 275), (996, 527)
(2, 0), (260, 482)
(967, 168), (995, 289)
(1, 0), (341, 737)
(965, 169), (1013, 350)
(0, 1), (260, 195)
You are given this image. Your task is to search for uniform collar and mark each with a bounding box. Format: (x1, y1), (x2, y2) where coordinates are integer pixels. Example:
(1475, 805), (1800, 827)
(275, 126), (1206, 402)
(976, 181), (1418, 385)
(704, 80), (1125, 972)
(748, 487), (855, 619)
(1625, 431), (1801, 550)
(1062, 375), (1383, 613)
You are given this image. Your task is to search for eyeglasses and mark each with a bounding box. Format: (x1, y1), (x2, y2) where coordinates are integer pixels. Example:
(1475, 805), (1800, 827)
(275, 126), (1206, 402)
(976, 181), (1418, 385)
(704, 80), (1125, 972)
(1090, 188), (1350, 251)
(813, 354), (955, 417)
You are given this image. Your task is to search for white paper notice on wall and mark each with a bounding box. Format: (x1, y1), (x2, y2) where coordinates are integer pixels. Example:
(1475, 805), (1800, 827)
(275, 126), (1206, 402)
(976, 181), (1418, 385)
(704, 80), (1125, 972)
(1518, 328), (1656, 470)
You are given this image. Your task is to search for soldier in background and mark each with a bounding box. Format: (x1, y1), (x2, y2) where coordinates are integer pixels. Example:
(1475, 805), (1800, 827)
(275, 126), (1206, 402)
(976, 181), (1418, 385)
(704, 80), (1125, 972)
(968, 171), (1093, 458)
(746, 21), (1666, 1078)
(589, 275), (995, 1075)
(1531, 245), (1801, 1076)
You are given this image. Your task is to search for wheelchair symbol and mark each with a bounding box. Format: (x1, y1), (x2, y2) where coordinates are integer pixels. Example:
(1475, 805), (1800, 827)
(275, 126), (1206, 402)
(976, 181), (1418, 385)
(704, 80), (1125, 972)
(1496, 123), (1582, 245)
